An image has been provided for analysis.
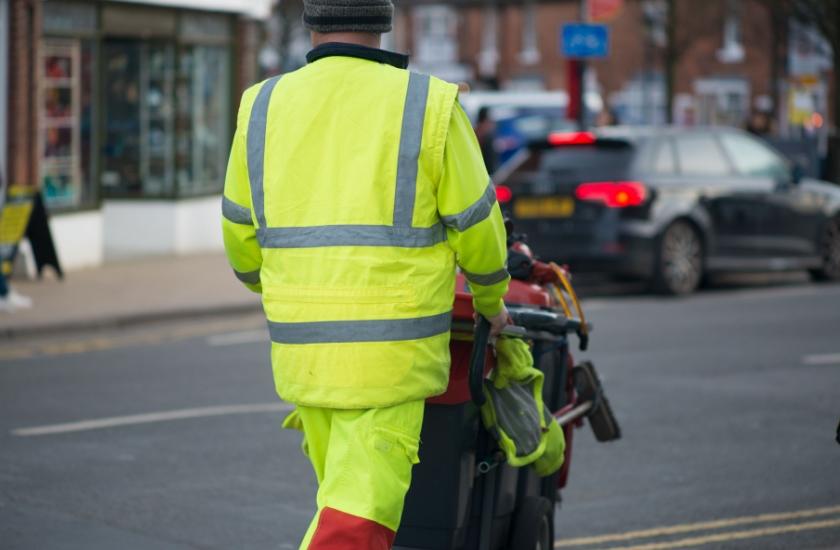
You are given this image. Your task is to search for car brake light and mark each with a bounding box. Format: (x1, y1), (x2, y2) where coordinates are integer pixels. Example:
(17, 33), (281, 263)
(575, 181), (647, 208)
(547, 131), (596, 146)
(495, 184), (513, 204)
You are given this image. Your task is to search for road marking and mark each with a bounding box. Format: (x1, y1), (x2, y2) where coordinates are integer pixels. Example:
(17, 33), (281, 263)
(802, 353), (840, 366)
(597, 517), (840, 550)
(11, 402), (294, 436)
(0, 317), (267, 361)
(206, 330), (268, 347)
(554, 504), (840, 547)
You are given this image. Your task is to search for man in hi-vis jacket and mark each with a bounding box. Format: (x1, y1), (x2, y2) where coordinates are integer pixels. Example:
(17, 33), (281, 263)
(222, 1), (509, 547)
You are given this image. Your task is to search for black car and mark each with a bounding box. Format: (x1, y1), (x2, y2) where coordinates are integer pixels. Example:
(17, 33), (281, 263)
(493, 127), (840, 294)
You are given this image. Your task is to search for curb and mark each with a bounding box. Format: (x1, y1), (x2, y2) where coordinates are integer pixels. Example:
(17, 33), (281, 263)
(0, 302), (263, 340)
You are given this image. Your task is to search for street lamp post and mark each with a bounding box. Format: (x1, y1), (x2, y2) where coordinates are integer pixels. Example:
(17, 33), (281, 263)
(577, 0), (588, 130)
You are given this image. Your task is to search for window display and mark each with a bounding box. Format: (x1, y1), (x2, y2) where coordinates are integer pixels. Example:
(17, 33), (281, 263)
(38, 39), (94, 210)
(40, 6), (235, 204)
(101, 40), (175, 197)
(176, 45), (230, 196)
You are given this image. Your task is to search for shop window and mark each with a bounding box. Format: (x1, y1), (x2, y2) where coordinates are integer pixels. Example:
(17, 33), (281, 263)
(98, 12), (233, 199)
(180, 13), (232, 42)
(101, 41), (175, 197)
(38, 38), (96, 210)
(43, 1), (96, 34)
(478, 6), (499, 78)
(694, 78), (749, 127)
(519, 1), (540, 66)
(175, 45), (230, 196)
(43, 5), (234, 201)
(413, 6), (457, 65)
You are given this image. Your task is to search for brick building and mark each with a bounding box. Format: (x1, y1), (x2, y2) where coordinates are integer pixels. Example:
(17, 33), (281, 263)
(400, 0), (787, 127)
(3, 0), (269, 269)
(272, 1), (817, 130)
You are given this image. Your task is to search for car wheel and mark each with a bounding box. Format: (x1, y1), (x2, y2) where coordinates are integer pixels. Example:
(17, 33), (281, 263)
(810, 216), (840, 282)
(652, 221), (703, 295)
(508, 496), (553, 550)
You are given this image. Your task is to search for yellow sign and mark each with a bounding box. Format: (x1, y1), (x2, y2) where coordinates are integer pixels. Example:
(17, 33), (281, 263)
(514, 196), (575, 219)
(0, 186), (35, 274)
(0, 188), (34, 246)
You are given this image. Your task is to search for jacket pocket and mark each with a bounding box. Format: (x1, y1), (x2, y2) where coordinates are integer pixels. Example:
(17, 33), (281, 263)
(371, 426), (421, 465)
(263, 284), (416, 306)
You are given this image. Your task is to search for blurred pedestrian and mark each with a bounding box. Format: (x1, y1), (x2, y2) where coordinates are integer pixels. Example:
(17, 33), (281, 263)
(596, 107), (618, 127)
(474, 106), (498, 174)
(220, 1), (510, 548)
(745, 110), (774, 137)
(0, 178), (32, 313)
(0, 271), (31, 312)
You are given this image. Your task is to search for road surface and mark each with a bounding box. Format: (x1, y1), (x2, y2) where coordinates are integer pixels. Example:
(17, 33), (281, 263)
(1, 278), (838, 549)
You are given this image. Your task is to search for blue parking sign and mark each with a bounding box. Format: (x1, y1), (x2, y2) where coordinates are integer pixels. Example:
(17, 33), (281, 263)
(561, 23), (609, 58)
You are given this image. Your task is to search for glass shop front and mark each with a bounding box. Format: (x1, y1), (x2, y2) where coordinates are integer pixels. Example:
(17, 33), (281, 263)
(39, 1), (235, 211)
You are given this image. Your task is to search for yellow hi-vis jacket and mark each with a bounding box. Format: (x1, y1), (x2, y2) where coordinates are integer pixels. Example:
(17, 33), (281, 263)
(222, 49), (509, 409)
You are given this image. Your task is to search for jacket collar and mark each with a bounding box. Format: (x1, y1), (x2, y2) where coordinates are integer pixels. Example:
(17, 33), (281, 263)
(306, 42), (409, 69)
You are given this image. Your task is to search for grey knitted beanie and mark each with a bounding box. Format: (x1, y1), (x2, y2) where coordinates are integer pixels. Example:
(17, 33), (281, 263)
(303, 0), (394, 33)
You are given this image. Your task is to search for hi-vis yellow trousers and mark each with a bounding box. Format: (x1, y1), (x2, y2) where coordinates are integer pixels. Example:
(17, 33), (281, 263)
(285, 400), (425, 550)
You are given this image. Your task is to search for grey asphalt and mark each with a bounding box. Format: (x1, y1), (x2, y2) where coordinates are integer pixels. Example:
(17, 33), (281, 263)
(1, 279), (839, 549)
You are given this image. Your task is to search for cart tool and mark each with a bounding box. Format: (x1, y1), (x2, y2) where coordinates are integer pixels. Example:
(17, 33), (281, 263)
(394, 224), (621, 550)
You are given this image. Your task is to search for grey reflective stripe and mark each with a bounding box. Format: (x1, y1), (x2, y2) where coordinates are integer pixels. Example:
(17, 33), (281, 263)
(222, 196), (253, 225)
(268, 311), (451, 344)
(246, 76), (282, 228)
(258, 223), (446, 249)
(463, 268), (510, 286)
(234, 269), (261, 285)
(440, 181), (497, 232)
(392, 72), (430, 227)
(244, 73), (442, 250)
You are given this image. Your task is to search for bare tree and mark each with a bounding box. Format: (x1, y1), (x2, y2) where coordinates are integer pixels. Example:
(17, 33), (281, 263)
(663, 0), (724, 123)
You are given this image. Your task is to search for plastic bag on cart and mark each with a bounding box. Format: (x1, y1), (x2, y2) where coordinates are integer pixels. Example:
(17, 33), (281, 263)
(480, 337), (565, 474)
(534, 408), (566, 476)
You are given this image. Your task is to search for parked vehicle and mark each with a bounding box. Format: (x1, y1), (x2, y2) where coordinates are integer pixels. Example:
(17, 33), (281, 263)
(459, 91), (603, 165)
(493, 126), (840, 295)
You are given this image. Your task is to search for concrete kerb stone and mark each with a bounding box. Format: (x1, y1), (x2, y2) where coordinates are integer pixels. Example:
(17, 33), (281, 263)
(0, 302), (263, 341)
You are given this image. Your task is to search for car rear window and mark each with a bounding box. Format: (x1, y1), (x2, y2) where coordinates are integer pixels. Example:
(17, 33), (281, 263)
(538, 145), (635, 182)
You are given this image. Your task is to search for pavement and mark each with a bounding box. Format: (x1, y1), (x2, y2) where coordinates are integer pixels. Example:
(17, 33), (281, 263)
(0, 253), (261, 339)
(0, 250), (811, 340)
(1, 275), (839, 549)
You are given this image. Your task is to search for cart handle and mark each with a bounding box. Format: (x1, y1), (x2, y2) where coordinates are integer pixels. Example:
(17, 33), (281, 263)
(469, 316), (492, 406)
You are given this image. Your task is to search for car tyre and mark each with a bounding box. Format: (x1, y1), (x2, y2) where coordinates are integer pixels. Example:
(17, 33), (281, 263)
(809, 216), (840, 282)
(508, 496), (553, 550)
(652, 221), (704, 296)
